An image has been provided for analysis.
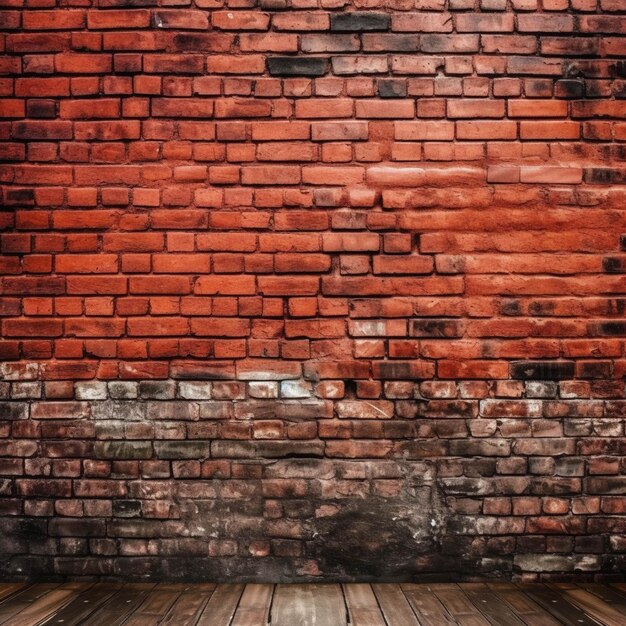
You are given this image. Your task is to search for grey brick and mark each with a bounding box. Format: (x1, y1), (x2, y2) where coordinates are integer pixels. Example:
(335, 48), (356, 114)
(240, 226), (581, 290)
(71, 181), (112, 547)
(112, 500), (142, 518)
(525, 381), (558, 398)
(139, 380), (176, 399)
(154, 441), (210, 459)
(330, 12), (390, 32)
(267, 57), (328, 77)
(410, 319), (463, 338)
(10, 382), (41, 399)
(146, 401), (199, 421)
(95, 441), (153, 460)
(91, 401), (146, 421)
(75, 381), (108, 400)
(108, 381), (139, 400)
(378, 79), (407, 98)
(280, 380), (312, 399)
(178, 381), (212, 400)
(510, 360), (575, 380)
(198, 402), (234, 420)
(212, 440), (324, 459)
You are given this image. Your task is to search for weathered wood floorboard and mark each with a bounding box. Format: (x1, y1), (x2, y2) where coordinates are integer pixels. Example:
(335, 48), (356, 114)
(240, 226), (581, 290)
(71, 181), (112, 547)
(0, 582), (622, 625)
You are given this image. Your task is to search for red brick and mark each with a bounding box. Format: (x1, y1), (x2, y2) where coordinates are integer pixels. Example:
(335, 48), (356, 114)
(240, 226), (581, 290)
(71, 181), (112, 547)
(212, 11), (270, 30)
(23, 10), (85, 30)
(447, 99), (505, 119)
(87, 10), (150, 29)
(508, 100), (568, 118)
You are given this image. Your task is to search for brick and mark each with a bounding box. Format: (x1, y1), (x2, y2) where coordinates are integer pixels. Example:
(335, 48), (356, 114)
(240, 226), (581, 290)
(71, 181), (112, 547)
(421, 34), (479, 53)
(212, 11), (270, 31)
(312, 122), (368, 141)
(301, 35), (359, 53)
(331, 56), (389, 76)
(392, 13), (453, 33)
(267, 57), (328, 77)
(518, 15), (574, 33)
(330, 13), (390, 32)
(95, 441), (152, 460)
(510, 361), (575, 380)
(456, 14), (514, 32)
(456, 121), (517, 140)
(447, 100), (505, 119)
(508, 100), (568, 118)
(88, 10), (150, 29)
(520, 121), (580, 140)
(519, 166), (583, 184)
(355, 100), (415, 119)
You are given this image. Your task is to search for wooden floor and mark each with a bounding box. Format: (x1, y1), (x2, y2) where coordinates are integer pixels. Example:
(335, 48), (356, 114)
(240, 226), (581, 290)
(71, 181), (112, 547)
(0, 581), (625, 625)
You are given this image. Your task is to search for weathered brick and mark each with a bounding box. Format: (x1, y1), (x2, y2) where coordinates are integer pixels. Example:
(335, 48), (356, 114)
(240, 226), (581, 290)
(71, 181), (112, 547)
(267, 57), (328, 77)
(0, 403), (29, 420)
(95, 441), (153, 460)
(154, 441), (210, 459)
(510, 361), (576, 381)
(330, 13), (390, 32)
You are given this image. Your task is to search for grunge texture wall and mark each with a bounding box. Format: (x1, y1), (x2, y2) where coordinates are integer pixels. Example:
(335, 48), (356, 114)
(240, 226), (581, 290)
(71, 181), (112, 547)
(1, 0), (626, 581)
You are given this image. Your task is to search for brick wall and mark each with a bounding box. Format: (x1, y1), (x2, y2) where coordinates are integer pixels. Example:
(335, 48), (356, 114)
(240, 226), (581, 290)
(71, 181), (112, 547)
(1, 0), (626, 581)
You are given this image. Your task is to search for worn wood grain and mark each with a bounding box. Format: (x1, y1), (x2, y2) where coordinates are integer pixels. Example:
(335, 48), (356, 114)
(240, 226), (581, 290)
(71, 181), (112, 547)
(401, 583), (458, 626)
(2, 585), (87, 626)
(272, 584), (347, 626)
(579, 583), (626, 616)
(485, 583), (562, 626)
(0, 584), (65, 625)
(81, 583), (155, 626)
(344, 583), (387, 626)
(0, 585), (26, 605)
(196, 583), (245, 626)
(518, 583), (603, 626)
(37, 583), (121, 626)
(0, 581), (622, 625)
(430, 584), (490, 626)
(159, 584), (215, 626)
(460, 583), (527, 626)
(372, 583), (420, 626)
(553, 585), (626, 626)
(122, 583), (188, 626)
(231, 583), (273, 626)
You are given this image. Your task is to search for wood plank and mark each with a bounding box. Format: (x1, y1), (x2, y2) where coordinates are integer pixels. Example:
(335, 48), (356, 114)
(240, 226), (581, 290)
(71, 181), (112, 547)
(37, 583), (121, 626)
(518, 583), (603, 626)
(579, 583), (626, 616)
(79, 583), (155, 626)
(459, 583), (527, 626)
(0, 585), (27, 606)
(343, 584), (387, 626)
(0, 584), (61, 624)
(554, 586), (626, 626)
(610, 583), (626, 596)
(455, 618), (496, 626)
(1, 585), (87, 626)
(372, 583), (420, 626)
(231, 583), (273, 626)
(122, 583), (187, 626)
(401, 584), (458, 626)
(159, 584), (215, 626)
(430, 585), (490, 626)
(196, 583), (245, 626)
(485, 583), (562, 626)
(271, 584), (347, 626)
